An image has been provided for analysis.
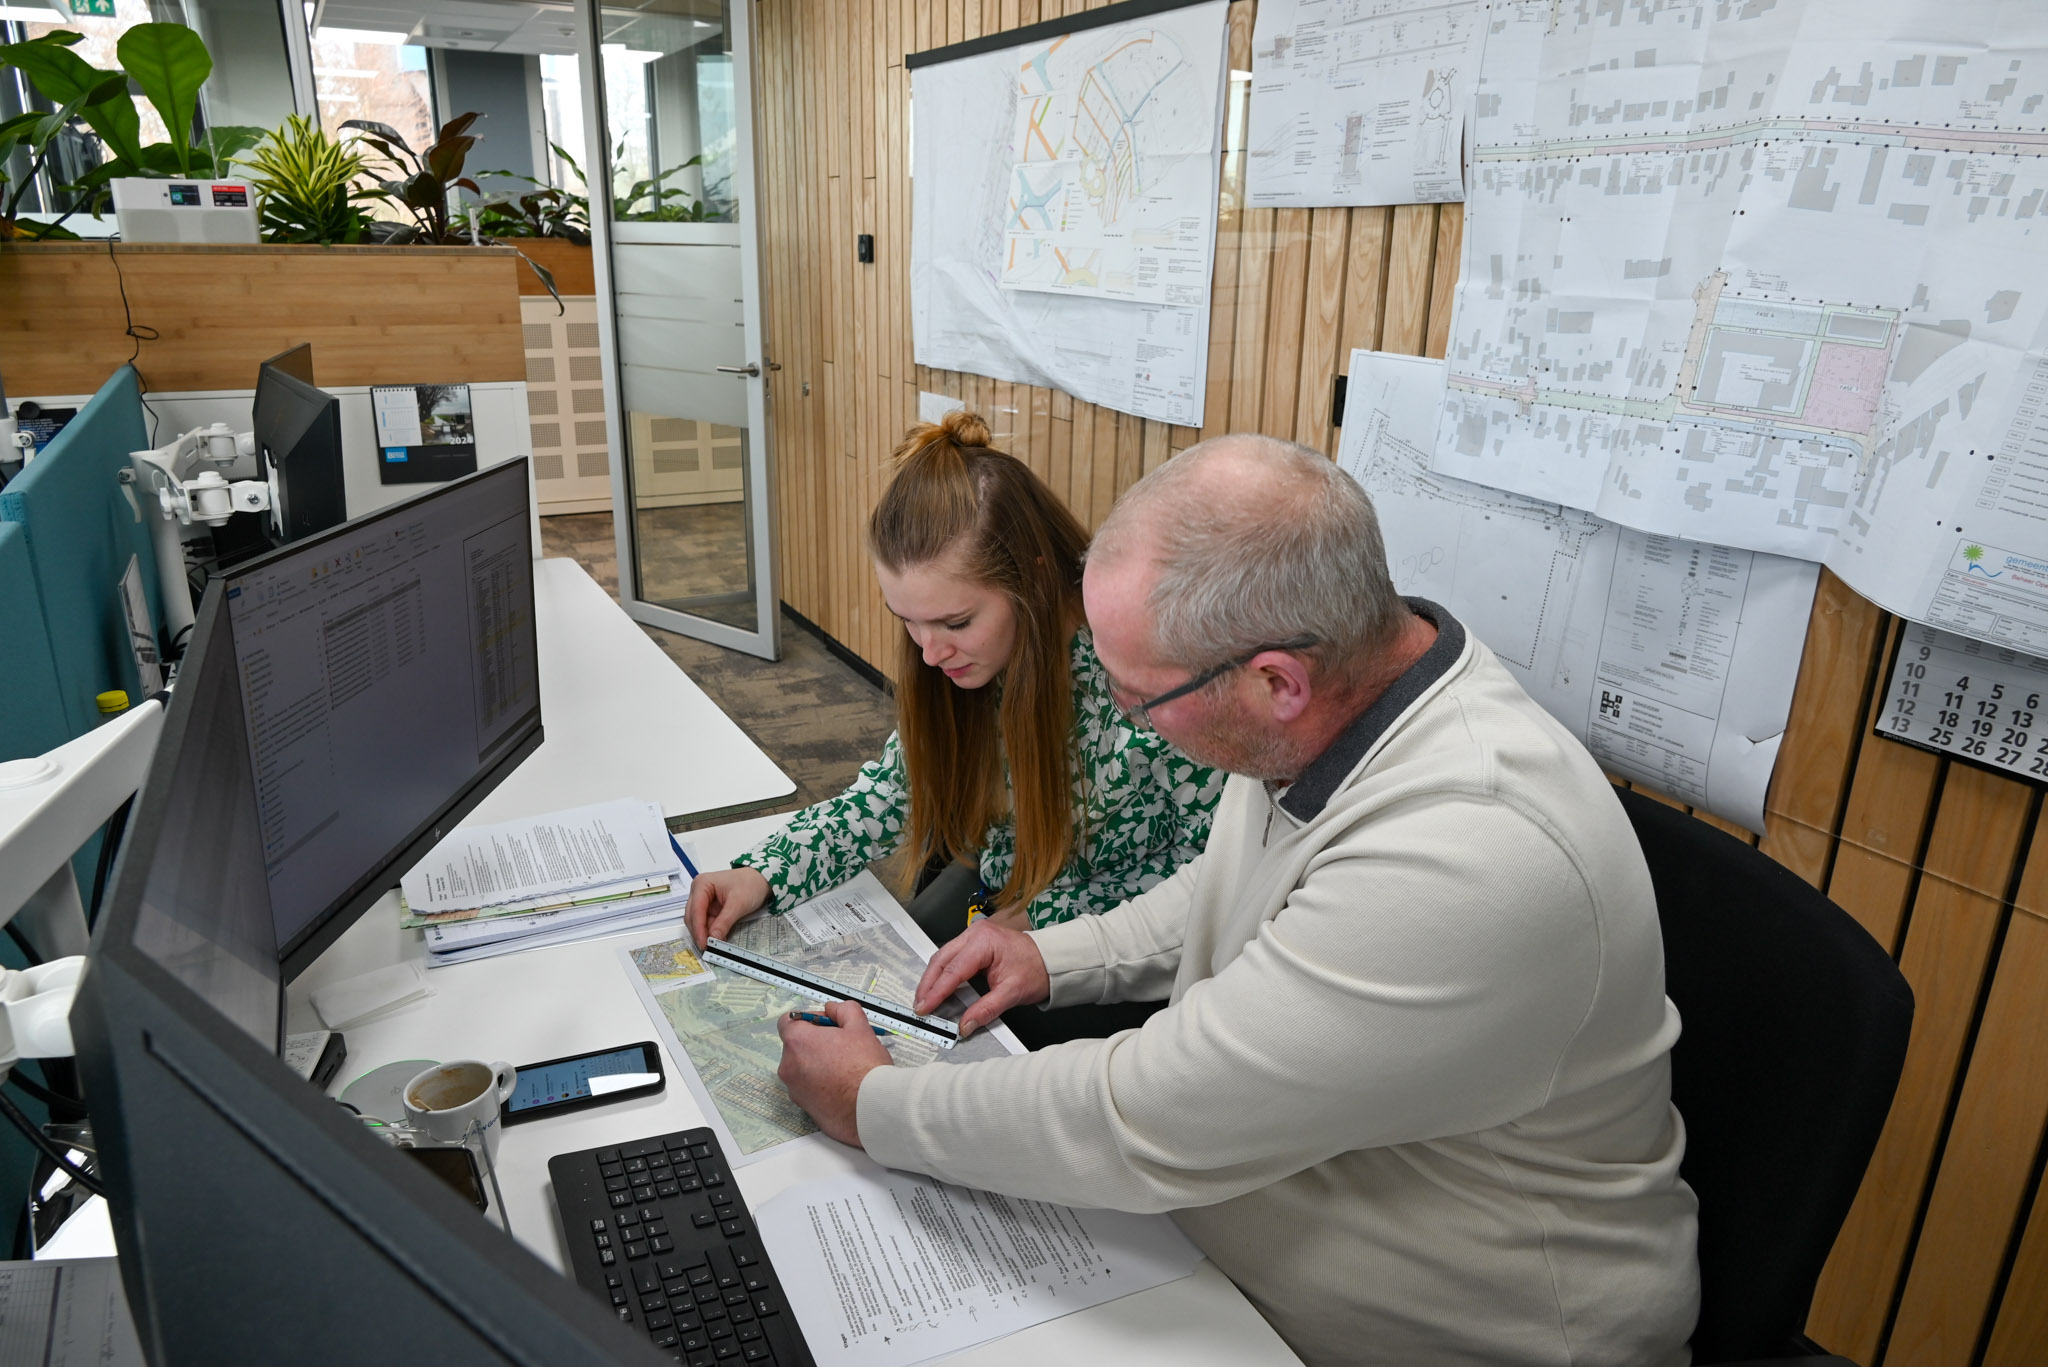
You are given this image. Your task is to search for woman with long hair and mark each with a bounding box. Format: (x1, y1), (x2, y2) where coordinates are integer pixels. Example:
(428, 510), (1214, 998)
(685, 410), (1222, 974)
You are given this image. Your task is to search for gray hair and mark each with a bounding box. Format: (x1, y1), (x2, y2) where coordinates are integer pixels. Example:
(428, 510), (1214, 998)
(1092, 434), (1407, 680)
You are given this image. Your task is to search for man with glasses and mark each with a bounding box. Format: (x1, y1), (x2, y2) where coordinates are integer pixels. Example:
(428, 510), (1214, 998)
(778, 434), (1700, 1367)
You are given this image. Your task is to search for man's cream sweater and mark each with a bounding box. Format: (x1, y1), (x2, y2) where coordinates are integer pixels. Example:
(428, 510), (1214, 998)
(858, 604), (1700, 1366)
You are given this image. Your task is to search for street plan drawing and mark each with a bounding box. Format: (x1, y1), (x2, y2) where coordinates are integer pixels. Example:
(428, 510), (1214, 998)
(1247, 0), (1489, 207)
(1435, 0), (2048, 652)
(1344, 350), (1818, 831)
(912, 1), (1230, 424)
(623, 875), (1013, 1164)
(1002, 22), (1219, 303)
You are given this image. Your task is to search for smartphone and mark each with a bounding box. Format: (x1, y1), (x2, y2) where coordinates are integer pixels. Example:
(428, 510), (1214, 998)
(502, 1041), (665, 1126)
(402, 1144), (488, 1211)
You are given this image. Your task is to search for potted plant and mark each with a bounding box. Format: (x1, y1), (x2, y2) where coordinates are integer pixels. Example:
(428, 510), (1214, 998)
(235, 115), (377, 244)
(0, 24), (262, 239)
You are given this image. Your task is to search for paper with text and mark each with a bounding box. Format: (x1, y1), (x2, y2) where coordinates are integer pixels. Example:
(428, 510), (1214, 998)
(399, 799), (679, 915)
(758, 1168), (1202, 1367)
(1247, 0), (1488, 208)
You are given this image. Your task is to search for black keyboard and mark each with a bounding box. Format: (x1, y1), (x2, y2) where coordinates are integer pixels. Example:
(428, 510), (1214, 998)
(549, 1127), (813, 1367)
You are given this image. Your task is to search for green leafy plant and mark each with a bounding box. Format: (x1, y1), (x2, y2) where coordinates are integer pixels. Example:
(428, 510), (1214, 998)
(0, 25), (262, 227)
(473, 149), (590, 244)
(475, 140), (727, 237)
(0, 70), (126, 239)
(614, 149), (720, 222)
(236, 115), (375, 244)
(344, 112), (484, 245)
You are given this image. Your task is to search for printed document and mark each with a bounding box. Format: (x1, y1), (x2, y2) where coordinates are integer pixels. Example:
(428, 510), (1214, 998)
(1247, 0), (1488, 207)
(0, 1259), (145, 1367)
(399, 798), (679, 915)
(757, 1168), (1203, 1367)
(1343, 350), (1818, 831)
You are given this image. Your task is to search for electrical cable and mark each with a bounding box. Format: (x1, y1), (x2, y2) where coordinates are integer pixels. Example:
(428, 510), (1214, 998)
(3, 924), (39, 969)
(0, 1088), (103, 1200)
(6, 1071), (86, 1123)
(86, 796), (132, 926)
(105, 234), (162, 442)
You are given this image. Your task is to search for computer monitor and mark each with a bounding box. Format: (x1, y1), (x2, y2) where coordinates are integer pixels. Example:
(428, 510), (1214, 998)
(265, 341), (316, 387)
(69, 458), (657, 1364)
(220, 457), (544, 980)
(252, 345), (348, 547)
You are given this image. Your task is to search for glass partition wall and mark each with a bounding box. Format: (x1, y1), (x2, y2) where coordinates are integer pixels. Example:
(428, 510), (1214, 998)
(587, 0), (777, 656)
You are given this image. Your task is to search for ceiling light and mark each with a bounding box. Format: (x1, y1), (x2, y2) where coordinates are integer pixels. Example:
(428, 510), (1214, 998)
(601, 42), (662, 65)
(0, 5), (68, 22)
(315, 26), (411, 45)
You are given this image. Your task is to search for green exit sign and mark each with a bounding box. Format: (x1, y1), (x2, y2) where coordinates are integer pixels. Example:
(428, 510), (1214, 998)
(68, 0), (116, 15)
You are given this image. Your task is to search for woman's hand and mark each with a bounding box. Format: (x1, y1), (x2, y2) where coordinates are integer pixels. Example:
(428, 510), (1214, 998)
(914, 919), (1051, 1038)
(685, 867), (773, 949)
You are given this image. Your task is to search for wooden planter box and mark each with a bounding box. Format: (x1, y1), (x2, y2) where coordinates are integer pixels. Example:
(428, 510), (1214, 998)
(503, 237), (595, 297)
(0, 242), (528, 396)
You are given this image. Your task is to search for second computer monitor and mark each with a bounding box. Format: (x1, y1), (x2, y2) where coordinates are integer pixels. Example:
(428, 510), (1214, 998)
(253, 345), (348, 545)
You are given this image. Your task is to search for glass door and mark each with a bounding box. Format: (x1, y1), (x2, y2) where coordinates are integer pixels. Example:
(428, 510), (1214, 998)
(579, 0), (778, 659)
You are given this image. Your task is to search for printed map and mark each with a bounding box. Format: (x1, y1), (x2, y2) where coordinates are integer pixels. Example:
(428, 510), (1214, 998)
(626, 879), (1010, 1160)
(1002, 24), (1219, 304)
(911, 1), (1230, 424)
(1436, 0), (2048, 651)
(1344, 349), (1817, 830)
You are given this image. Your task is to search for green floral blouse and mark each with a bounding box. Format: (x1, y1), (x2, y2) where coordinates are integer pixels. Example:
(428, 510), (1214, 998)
(730, 630), (1225, 929)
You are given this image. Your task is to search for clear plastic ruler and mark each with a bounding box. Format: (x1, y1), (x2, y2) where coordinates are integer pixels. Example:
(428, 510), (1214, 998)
(702, 938), (960, 1048)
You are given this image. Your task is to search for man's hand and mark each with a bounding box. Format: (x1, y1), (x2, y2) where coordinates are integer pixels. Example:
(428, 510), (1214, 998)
(777, 1001), (892, 1146)
(685, 867), (772, 949)
(915, 919), (1051, 1038)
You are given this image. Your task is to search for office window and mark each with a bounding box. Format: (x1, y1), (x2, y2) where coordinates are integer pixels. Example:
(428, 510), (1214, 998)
(309, 26), (435, 156)
(0, 0), (294, 215)
(598, 0), (736, 223)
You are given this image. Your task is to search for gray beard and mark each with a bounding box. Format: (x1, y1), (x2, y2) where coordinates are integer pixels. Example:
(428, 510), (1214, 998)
(1168, 718), (1305, 784)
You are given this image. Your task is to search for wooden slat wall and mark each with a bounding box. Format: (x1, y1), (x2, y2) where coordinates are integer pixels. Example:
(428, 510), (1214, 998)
(0, 243), (528, 394)
(750, 3), (2048, 1362)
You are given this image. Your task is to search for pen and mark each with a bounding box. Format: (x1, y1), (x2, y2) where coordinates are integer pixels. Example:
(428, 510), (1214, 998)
(788, 1010), (891, 1037)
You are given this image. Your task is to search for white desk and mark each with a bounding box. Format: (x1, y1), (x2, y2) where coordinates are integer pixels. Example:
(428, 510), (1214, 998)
(284, 565), (1301, 1365)
(469, 558), (795, 827)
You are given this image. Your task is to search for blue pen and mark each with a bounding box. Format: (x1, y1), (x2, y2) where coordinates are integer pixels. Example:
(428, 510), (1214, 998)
(789, 1010), (891, 1038)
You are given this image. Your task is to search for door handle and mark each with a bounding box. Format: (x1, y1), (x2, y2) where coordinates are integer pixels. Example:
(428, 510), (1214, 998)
(716, 363), (762, 378)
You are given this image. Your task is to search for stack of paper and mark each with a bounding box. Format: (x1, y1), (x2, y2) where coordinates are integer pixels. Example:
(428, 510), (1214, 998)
(399, 799), (694, 967)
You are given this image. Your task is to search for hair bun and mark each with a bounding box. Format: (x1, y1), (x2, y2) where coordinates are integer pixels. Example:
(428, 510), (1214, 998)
(939, 408), (991, 448)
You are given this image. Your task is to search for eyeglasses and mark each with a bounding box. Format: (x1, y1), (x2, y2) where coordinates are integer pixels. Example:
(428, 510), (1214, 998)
(1115, 634), (1319, 729)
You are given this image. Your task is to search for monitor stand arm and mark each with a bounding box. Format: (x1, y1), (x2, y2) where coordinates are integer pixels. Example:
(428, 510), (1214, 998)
(0, 959), (85, 1083)
(126, 426), (269, 637)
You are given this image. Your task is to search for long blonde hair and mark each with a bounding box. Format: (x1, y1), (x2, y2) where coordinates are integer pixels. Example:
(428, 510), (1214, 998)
(869, 411), (1089, 911)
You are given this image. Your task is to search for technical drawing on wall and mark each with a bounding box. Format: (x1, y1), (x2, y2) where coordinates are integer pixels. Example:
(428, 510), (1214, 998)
(1246, 0), (1489, 207)
(1001, 23), (1219, 304)
(1341, 349), (1819, 831)
(911, 0), (1230, 425)
(1435, 0), (2048, 653)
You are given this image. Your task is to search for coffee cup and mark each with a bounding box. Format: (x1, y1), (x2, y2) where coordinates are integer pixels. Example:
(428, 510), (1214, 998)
(402, 1059), (516, 1163)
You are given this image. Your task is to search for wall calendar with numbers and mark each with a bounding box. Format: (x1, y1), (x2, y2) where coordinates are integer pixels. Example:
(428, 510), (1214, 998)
(1876, 623), (2048, 785)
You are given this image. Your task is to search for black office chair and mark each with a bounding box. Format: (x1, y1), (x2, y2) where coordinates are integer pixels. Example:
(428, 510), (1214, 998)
(1614, 788), (1914, 1367)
